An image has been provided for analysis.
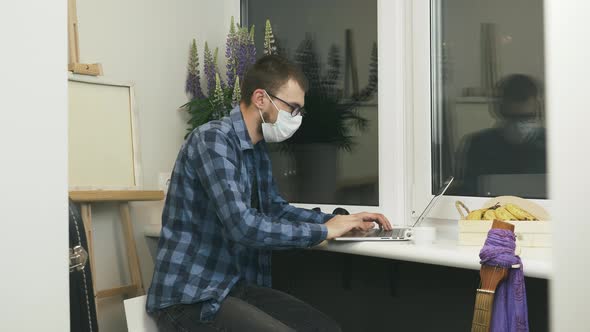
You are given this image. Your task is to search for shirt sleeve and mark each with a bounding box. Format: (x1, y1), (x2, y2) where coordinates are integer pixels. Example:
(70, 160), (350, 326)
(191, 129), (327, 249)
(269, 177), (335, 224)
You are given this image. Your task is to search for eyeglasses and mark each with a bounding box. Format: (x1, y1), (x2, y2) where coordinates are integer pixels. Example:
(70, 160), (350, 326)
(267, 92), (305, 117)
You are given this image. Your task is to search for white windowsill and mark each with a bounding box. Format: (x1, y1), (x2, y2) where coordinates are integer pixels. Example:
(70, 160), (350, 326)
(143, 219), (551, 279)
(313, 236), (551, 279)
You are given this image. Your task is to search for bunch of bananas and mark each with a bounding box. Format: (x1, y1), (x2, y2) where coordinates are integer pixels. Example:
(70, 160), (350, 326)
(466, 203), (538, 221)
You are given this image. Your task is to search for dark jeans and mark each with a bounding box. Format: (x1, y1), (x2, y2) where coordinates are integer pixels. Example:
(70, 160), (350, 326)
(152, 282), (342, 332)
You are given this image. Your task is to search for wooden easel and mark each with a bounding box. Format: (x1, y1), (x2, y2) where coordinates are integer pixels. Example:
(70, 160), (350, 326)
(68, 0), (103, 76)
(69, 190), (164, 300)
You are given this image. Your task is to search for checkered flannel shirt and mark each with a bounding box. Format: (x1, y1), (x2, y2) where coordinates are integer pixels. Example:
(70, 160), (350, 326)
(146, 107), (332, 320)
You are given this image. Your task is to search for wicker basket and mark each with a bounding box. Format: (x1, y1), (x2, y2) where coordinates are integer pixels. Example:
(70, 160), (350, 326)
(456, 196), (551, 247)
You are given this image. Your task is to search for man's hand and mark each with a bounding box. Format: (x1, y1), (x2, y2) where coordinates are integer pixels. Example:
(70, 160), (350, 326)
(325, 214), (375, 240)
(324, 212), (393, 240)
(326, 212), (391, 240)
(351, 212), (392, 231)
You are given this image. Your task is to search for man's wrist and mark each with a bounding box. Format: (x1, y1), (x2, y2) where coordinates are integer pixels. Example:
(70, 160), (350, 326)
(321, 213), (335, 224)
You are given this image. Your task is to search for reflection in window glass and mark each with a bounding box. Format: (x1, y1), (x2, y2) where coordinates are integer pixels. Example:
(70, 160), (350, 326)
(432, 0), (547, 198)
(244, 0), (379, 206)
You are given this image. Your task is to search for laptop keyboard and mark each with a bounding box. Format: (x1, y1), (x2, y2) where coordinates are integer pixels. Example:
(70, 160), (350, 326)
(358, 228), (407, 238)
(339, 227), (409, 239)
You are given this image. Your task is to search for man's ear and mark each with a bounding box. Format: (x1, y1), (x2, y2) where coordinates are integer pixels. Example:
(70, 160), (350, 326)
(251, 89), (266, 109)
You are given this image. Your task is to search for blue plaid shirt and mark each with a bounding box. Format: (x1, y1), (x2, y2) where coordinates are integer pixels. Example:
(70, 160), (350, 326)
(146, 107), (331, 320)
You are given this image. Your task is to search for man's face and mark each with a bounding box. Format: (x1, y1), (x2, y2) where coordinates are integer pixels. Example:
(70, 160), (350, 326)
(262, 79), (305, 123)
(504, 97), (540, 120)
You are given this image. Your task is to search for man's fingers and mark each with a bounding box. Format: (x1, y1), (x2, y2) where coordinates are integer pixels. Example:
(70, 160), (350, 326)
(362, 221), (375, 230)
(350, 220), (374, 231)
(353, 221), (374, 231)
(358, 212), (392, 230)
(378, 214), (392, 230)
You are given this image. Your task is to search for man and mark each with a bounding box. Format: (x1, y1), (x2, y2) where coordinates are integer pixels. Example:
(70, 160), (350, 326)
(147, 55), (391, 331)
(457, 74), (546, 197)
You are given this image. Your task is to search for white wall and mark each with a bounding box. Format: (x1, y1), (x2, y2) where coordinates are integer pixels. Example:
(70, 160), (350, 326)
(0, 1), (69, 331)
(75, 1), (239, 330)
(546, 0), (590, 330)
(77, 0), (239, 186)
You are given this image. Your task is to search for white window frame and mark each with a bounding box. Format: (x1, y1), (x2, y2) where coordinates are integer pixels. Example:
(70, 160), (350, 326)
(411, 0), (552, 220)
(291, 0), (414, 226)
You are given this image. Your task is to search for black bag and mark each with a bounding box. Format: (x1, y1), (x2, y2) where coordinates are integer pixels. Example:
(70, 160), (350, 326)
(69, 199), (99, 332)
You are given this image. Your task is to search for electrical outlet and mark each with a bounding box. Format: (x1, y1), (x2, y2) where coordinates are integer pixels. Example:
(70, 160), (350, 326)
(158, 172), (171, 192)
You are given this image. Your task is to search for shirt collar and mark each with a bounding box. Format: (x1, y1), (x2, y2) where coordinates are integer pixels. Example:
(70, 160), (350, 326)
(230, 106), (254, 151)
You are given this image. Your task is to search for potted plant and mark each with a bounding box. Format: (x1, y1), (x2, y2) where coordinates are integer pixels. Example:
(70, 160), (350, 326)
(182, 16), (257, 137)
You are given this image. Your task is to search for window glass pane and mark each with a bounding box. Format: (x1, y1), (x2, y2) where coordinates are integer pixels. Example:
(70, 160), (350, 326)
(245, 0), (379, 205)
(432, 0), (547, 198)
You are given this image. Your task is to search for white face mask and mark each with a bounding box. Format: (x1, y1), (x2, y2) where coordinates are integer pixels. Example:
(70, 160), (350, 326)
(259, 91), (302, 143)
(504, 118), (543, 144)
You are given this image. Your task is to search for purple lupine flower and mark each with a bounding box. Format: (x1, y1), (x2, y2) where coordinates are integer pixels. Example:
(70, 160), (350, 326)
(231, 76), (241, 108)
(203, 42), (216, 97)
(226, 17), (238, 90)
(185, 39), (204, 100)
(213, 47), (225, 90)
(264, 20), (277, 56)
(186, 72), (204, 100)
(225, 38), (238, 89)
(247, 25), (257, 68)
(211, 73), (226, 119)
(235, 27), (250, 84)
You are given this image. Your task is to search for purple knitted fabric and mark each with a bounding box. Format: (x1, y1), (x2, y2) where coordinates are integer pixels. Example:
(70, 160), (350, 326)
(479, 229), (529, 332)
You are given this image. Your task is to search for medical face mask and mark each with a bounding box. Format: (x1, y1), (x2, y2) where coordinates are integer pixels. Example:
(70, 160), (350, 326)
(258, 91), (302, 143)
(503, 117), (543, 144)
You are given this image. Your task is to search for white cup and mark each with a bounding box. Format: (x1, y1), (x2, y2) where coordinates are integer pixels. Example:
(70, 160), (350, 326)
(408, 226), (436, 246)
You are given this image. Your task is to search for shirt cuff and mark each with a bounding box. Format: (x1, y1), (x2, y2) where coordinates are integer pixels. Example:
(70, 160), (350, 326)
(308, 223), (328, 247)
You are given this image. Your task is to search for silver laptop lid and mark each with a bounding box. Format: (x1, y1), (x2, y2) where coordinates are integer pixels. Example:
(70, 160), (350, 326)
(411, 176), (454, 228)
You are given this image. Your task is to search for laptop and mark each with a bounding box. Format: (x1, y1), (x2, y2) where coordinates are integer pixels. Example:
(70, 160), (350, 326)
(334, 176), (454, 241)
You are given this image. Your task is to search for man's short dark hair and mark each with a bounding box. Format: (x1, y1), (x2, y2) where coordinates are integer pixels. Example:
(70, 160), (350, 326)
(240, 55), (309, 106)
(496, 74), (541, 116)
(498, 74), (540, 103)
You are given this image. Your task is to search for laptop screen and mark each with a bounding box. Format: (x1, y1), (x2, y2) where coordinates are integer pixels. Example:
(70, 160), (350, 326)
(411, 176), (454, 227)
